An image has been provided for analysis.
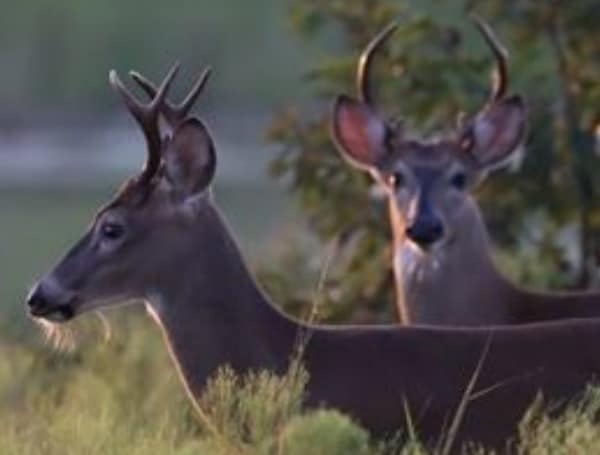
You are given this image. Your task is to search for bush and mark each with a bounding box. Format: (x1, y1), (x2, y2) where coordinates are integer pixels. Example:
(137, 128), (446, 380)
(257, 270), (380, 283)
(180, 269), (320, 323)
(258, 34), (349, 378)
(280, 409), (370, 455)
(518, 386), (600, 454)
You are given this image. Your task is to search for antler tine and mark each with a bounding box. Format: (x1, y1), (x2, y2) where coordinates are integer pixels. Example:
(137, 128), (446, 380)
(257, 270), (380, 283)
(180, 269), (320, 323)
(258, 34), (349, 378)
(357, 22), (399, 105)
(130, 67), (212, 128)
(471, 14), (509, 103)
(109, 62), (180, 184)
(178, 67), (212, 116)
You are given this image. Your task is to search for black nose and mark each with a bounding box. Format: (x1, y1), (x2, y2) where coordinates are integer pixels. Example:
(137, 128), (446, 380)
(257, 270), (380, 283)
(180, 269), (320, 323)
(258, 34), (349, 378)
(27, 286), (51, 314)
(405, 218), (445, 247)
(26, 285), (75, 321)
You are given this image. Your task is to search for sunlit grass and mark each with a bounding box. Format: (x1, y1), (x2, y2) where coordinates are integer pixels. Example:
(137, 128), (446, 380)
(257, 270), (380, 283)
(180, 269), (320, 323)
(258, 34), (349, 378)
(0, 315), (198, 455)
(3, 314), (600, 454)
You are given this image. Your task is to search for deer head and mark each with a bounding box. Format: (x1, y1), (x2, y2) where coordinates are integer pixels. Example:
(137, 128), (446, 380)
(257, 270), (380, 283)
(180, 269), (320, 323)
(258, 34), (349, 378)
(26, 63), (216, 322)
(332, 17), (526, 255)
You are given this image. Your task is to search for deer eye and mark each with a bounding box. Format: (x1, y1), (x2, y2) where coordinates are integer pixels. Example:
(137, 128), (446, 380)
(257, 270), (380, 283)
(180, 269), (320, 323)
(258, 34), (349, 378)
(450, 172), (468, 190)
(100, 222), (125, 240)
(388, 172), (405, 188)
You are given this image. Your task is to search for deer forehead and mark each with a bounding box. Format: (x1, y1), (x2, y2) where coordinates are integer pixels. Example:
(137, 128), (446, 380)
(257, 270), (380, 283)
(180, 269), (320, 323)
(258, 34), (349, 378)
(92, 183), (161, 225)
(382, 140), (466, 178)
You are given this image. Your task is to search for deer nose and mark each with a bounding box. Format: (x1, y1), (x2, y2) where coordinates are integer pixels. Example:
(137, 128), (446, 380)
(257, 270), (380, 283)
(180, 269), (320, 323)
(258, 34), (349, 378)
(27, 285), (51, 314)
(405, 218), (445, 247)
(26, 284), (76, 321)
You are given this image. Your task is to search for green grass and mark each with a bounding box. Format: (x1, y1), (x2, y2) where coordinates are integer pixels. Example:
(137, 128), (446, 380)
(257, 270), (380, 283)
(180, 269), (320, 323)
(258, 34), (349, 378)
(0, 319), (201, 455)
(2, 323), (600, 454)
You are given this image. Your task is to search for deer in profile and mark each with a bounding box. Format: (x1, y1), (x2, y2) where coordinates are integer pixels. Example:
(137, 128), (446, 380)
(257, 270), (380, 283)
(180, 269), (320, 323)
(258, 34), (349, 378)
(26, 63), (600, 449)
(332, 17), (600, 326)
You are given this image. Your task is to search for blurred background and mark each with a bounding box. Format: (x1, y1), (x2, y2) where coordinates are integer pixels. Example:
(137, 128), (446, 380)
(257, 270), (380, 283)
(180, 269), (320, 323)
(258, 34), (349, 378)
(1, 0), (599, 452)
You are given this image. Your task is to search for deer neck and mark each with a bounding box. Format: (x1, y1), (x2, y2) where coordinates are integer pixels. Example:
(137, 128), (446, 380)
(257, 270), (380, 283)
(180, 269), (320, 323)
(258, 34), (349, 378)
(389, 198), (515, 325)
(145, 203), (296, 401)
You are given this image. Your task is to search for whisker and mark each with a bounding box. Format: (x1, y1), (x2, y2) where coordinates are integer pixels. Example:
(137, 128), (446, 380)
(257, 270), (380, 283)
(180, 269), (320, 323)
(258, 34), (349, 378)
(94, 310), (112, 343)
(35, 318), (76, 352)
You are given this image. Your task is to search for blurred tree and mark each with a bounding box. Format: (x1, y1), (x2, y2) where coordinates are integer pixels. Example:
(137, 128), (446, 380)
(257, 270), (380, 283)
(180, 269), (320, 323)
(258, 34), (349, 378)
(264, 0), (600, 322)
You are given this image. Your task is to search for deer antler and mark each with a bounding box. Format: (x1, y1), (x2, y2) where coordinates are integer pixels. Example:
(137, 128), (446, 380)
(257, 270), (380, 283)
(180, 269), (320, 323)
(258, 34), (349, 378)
(129, 67), (212, 128)
(358, 17), (509, 107)
(356, 22), (399, 106)
(109, 62), (180, 185)
(471, 14), (509, 103)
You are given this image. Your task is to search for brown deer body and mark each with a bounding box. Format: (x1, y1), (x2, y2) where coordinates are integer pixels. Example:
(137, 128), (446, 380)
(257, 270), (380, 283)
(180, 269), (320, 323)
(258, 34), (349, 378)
(26, 64), (600, 450)
(332, 18), (600, 325)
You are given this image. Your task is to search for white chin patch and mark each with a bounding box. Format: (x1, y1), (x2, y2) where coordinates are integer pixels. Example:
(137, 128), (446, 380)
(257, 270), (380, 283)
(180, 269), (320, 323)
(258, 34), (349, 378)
(398, 242), (423, 275)
(34, 318), (76, 352)
(396, 241), (442, 284)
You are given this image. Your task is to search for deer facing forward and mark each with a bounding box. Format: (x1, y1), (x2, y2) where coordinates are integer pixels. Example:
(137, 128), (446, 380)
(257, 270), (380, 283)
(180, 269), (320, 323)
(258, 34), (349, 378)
(331, 18), (600, 326)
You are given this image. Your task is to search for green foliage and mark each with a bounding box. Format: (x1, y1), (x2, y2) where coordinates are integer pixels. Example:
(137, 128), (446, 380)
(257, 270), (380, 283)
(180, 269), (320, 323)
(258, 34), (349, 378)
(193, 361), (372, 454)
(518, 386), (600, 454)
(4, 319), (600, 453)
(266, 0), (600, 321)
(280, 410), (370, 455)
(0, 316), (201, 455)
(196, 362), (308, 452)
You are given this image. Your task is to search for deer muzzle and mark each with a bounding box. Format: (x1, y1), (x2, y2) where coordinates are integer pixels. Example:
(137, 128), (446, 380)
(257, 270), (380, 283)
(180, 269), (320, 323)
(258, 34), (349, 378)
(26, 281), (77, 322)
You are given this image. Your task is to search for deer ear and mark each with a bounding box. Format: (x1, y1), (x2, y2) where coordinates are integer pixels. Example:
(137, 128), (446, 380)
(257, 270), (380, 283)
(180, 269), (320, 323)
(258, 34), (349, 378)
(467, 96), (526, 170)
(331, 95), (388, 171)
(163, 118), (216, 197)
